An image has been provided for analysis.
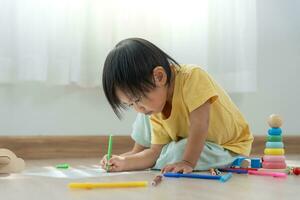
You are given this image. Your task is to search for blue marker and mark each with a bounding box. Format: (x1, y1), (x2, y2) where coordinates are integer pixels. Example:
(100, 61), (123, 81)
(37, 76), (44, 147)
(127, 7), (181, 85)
(218, 168), (248, 174)
(163, 172), (232, 183)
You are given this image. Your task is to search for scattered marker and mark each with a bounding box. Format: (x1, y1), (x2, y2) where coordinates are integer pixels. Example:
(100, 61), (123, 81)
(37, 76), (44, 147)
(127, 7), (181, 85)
(151, 175), (163, 186)
(163, 172), (232, 183)
(56, 163), (70, 169)
(68, 181), (148, 189)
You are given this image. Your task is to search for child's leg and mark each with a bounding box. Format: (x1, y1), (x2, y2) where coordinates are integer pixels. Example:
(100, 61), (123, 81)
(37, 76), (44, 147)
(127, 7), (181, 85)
(153, 139), (238, 170)
(130, 114), (238, 170)
(131, 113), (151, 148)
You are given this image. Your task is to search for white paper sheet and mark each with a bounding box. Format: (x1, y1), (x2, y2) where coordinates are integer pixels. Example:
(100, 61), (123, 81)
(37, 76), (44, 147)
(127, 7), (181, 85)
(21, 165), (147, 179)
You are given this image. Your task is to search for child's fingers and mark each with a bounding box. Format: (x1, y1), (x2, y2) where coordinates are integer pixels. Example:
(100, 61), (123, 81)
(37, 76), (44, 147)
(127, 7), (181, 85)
(107, 156), (118, 166)
(100, 159), (107, 168)
(106, 161), (122, 172)
(162, 165), (175, 173)
(172, 167), (184, 174)
(100, 155), (108, 166)
(100, 155), (108, 164)
(182, 167), (193, 174)
(108, 155), (123, 165)
(108, 165), (118, 172)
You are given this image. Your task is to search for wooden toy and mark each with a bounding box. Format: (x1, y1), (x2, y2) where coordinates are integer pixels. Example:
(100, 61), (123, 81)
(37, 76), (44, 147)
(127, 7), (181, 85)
(262, 161), (287, 169)
(267, 114), (283, 128)
(267, 135), (282, 142)
(264, 148), (285, 155)
(262, 155), (286, 162)
(251, 158), (261, 168)
(0, 148), (25, 174)
(268, 128), (282, 135)
(266, 142), (284, 148)
(232, 157), (250, 168)
(262, 114), (286, 169)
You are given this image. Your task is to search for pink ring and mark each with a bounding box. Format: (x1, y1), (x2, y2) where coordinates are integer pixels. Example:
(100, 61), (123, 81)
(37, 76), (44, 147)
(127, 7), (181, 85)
(263, 155), (286, 162)
(262, 161), (287, 169)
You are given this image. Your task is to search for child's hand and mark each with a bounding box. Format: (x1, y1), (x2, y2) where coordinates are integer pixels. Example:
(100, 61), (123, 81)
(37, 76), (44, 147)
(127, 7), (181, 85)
(106, 155), (127, 172)
(161, 161), (193, 174)
(100, 154), (118, 169)
(100, 154), (127, 172)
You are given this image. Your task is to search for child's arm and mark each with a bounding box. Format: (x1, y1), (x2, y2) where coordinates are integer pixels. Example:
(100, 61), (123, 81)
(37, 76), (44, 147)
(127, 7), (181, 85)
(108, 144), (164, 172)
(162, 100), (211, 173)
(120, 142), (147, 157)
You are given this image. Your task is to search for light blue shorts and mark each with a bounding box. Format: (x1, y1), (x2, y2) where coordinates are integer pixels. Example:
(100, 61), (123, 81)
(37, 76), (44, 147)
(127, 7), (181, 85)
(131, 114), (237, 170)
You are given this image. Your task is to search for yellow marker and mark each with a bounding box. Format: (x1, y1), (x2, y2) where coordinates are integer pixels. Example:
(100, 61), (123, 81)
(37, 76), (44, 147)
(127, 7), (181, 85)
(264, 148), (285, 155)
(68, 181), (148, 189)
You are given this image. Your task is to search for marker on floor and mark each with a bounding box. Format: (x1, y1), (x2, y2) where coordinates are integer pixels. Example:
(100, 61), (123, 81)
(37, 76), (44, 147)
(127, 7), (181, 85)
(248, 170), (287, 178)
(68, 181), (148, 189)
(151, 174), (163, 186)
(163, 172), (233, 183)
(56, 163), (70, 169)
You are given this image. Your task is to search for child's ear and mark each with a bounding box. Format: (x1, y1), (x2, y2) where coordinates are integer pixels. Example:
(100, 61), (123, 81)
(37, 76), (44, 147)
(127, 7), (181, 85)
(153, 66), (167, 86)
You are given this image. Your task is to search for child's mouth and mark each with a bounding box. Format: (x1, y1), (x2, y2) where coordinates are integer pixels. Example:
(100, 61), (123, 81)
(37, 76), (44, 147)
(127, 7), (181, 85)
(145, 111), (152, 115)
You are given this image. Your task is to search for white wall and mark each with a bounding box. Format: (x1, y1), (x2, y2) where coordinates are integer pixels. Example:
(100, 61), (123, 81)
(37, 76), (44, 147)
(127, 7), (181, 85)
(0, 83), (136, 135)
(0, 0), (299, 136)
(230, 0), (300, 135)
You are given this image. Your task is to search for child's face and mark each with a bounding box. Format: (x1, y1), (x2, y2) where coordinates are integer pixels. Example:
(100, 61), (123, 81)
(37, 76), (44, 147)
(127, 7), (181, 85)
(116, 66), (170, 115)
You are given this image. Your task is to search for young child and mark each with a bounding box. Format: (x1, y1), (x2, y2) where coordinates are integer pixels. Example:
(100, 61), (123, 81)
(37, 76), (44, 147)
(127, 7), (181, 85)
(101, 38), (253, 173)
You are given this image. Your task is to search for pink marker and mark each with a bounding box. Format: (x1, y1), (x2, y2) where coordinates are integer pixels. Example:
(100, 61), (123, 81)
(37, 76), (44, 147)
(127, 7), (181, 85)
(248, 170), (287, 178)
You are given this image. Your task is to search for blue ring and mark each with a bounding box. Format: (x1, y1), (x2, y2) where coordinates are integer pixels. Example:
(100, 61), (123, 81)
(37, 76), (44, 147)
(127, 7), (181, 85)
(268, 128), (282, 135)
(266, 142), (284, 148)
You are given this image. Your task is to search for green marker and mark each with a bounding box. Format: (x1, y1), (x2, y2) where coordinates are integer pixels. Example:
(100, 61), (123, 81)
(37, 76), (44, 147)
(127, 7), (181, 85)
(106, 135), (113, 171)
(56, 163), (69, 169)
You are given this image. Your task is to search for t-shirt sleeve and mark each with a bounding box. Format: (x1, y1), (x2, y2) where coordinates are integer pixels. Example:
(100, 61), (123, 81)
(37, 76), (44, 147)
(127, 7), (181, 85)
(183, 68), (218, 112)
(150, 116), (172, 145)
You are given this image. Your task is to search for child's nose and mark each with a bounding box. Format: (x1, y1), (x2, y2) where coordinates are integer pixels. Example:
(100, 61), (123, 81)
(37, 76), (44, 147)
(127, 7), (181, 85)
(133, 104), (145, 113)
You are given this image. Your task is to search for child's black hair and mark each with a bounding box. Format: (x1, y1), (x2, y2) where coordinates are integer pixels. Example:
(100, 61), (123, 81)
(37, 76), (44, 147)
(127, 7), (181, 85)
(102, 38), (179, 118)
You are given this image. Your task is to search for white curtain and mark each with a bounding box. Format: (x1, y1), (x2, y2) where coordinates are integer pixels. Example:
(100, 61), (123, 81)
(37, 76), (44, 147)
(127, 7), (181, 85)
(0, 0), (256, 92)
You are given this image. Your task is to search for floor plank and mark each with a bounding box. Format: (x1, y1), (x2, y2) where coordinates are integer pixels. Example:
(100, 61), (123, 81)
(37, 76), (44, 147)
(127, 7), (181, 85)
(1, 156), (299, 200)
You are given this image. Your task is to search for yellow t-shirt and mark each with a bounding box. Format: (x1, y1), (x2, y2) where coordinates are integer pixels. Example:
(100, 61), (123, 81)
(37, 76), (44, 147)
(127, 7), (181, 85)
(150, 65), (253, 156)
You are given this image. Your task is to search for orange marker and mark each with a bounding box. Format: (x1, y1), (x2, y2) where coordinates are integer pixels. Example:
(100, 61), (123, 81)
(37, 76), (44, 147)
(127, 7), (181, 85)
(209, 168), (216, 176)
(151, 175), (163, 186)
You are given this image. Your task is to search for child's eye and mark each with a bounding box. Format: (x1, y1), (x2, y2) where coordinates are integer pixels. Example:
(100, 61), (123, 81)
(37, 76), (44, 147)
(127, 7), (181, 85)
(128, 103), (134, 108)
(124, 96), (142, 109)
(134, 98), (141, 104)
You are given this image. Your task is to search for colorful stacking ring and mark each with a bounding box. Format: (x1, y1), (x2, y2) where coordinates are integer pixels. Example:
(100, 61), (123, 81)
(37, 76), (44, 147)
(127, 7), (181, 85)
(264, 148), (285, 155)
(267, 135), (282, 142)
(268, 128), (282, 135)
(262, 161), (287, 169)
(263, 155), (286, 162)
(266, 142), (284, 148)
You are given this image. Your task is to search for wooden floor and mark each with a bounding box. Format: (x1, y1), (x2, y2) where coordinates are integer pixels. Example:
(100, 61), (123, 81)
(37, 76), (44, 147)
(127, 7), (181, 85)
(1, 155), (300, 200)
